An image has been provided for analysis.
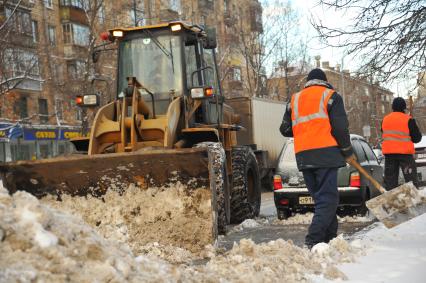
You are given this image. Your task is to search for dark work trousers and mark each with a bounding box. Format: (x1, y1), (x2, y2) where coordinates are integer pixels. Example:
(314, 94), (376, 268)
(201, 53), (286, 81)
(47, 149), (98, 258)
(302, 167), (339, 246)
(384, 154), (418, 190)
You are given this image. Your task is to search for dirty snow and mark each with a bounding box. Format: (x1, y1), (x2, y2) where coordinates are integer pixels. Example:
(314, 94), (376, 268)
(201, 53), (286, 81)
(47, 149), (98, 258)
(1, 184), (425, 282)
(42, 182), (214, 254)
(1, 184), (366, 282)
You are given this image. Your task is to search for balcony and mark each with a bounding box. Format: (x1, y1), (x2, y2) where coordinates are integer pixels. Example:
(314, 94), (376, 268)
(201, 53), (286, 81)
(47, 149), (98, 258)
(59, 4), (88, 25)
(249, 1), (263, 33)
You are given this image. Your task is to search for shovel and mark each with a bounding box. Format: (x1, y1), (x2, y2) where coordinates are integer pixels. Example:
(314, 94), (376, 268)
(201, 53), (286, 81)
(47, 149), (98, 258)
(348, 159), (426, 228)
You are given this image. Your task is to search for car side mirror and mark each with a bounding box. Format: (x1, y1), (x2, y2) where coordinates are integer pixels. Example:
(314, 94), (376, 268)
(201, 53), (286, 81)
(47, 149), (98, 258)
(204, 27), (217, 49)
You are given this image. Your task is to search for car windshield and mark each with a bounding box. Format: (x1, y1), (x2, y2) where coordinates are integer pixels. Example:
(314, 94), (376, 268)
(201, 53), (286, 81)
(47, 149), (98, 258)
(117, 34), (182, 114)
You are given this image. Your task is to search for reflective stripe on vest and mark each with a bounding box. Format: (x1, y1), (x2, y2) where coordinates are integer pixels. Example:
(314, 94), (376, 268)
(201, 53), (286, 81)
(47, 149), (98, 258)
(381, 112), (414, 154)
(290, 86), (338, 154)
(292, 89), (332, 127)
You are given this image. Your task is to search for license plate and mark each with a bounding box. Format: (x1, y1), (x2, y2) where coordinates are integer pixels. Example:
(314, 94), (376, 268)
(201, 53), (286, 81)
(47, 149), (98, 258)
(299, 196), (314, 205)
(417, 153), (426, 159)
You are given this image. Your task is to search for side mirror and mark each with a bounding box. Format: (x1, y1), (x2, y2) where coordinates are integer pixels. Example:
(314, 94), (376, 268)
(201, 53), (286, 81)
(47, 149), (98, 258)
(204, 27), (217, 49)
(76, 94), (100, 107)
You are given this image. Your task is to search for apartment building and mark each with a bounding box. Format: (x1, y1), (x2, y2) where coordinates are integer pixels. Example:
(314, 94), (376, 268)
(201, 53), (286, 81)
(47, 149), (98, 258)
(0, 0), (263, 161)
(267, 59), (394, 144)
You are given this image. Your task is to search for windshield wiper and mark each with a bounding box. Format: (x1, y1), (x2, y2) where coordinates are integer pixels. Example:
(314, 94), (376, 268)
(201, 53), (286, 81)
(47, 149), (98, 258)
(143, 30), (171, 58)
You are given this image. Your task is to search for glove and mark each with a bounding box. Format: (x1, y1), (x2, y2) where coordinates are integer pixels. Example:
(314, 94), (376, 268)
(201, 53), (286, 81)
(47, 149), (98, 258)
(345, 154), (357, 164)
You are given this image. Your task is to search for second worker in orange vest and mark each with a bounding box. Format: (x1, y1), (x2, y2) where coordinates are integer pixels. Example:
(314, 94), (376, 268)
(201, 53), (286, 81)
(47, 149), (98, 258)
(381, 97), (422, 190)
(280, 68), (355, 249)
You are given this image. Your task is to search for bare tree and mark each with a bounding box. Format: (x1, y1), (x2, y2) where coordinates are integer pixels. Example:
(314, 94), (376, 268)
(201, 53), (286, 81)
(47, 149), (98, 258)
(271, 0), (309, 100)
(0, 0), (41, 96)
(312, 0), (426, 84)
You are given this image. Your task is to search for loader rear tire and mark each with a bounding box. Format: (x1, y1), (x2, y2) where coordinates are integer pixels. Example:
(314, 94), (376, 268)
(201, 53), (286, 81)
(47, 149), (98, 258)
(230, 146), (261, 224)
(194, 142), (230, 234)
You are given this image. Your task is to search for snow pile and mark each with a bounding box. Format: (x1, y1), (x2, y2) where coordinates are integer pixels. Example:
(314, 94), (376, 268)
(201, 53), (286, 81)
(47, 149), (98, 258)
(42, 182), (214, 254)
(0, 186), (178, 282)
(182, 238), (359, 282)
(1, 185), (370, 282)
(272, 212), (372, 226)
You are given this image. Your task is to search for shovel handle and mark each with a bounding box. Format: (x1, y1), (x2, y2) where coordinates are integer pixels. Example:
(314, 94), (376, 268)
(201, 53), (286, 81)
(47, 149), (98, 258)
(348, 159), (387, 194)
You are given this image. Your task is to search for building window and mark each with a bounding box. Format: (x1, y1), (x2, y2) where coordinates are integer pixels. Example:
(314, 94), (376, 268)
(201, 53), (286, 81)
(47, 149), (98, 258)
(60, 0), (87, 9)
(170, 0), (181, 13)
(44, 0), (53, 9)
(48, 25), (56, 46)
(38, 98), (48, 124)
(98, 4), (105, 24)
(232, 67), (242, 81)
(5, 49), (40, 78)
(32, 20), (39, 42)
(55, 99), (63, 120)
(67, 60), (86, 79)
(5, 8), (32, 35)
(62, 23), (89, 46)
(18, 97), (28, 119)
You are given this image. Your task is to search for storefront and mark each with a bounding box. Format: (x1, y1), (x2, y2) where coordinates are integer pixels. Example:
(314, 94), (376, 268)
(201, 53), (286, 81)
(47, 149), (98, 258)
(0, 123), (86, 162)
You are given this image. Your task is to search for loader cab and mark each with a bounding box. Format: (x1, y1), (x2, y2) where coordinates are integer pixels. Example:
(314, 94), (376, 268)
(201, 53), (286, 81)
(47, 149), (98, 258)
(115, 22), (223, 127)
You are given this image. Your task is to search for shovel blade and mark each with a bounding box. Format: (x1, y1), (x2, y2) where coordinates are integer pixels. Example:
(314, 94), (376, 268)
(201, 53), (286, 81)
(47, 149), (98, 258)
(366, 182), (426, 228)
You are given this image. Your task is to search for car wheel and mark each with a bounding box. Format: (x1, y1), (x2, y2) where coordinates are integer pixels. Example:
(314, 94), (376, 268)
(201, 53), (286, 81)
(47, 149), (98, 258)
(277, 208), (291, 220)
(356, 188), (370, 216)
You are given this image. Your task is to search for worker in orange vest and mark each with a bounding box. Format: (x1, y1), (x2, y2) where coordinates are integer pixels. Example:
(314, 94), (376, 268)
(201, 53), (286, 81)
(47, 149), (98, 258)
(381, 97), (422, 190)
(280, 68), (355, 249)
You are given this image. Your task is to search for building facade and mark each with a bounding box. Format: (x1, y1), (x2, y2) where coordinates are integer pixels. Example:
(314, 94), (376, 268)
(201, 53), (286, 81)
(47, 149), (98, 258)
(0, 0), (263, 161)
(267, 59), (394, 145)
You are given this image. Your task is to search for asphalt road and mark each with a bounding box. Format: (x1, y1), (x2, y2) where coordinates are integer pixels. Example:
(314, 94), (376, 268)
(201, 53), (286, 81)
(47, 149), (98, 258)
(219, 192), (374, 250)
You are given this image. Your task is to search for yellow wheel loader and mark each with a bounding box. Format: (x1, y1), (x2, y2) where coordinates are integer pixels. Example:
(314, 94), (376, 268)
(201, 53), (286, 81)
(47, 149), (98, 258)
(0, 22), (262, 251)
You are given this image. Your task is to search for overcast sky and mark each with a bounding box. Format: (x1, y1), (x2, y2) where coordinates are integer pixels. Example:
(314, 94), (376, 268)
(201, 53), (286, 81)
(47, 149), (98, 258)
(264, 0), (415, 96)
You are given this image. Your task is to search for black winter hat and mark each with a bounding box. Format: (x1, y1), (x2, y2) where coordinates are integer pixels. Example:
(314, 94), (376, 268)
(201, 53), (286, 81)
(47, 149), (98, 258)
(392, 97), (406, 112)
(307, 68), (328, 82)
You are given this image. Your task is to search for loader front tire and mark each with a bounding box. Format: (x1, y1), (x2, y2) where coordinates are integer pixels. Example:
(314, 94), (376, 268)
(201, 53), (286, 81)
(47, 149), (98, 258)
(230, 146), (261, 224)
(194, 142), (230, 234)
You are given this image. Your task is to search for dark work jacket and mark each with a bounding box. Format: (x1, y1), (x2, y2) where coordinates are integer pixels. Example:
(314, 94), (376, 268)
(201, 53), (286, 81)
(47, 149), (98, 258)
(279, 79), (353, 170)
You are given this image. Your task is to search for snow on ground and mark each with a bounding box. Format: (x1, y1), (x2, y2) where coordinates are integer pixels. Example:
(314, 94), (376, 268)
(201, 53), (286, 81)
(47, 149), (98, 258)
(1, 184), (425, 282)
(312, 187), (426, 283)
(231, 212), (373, 232)
(0, 184), (364, 282)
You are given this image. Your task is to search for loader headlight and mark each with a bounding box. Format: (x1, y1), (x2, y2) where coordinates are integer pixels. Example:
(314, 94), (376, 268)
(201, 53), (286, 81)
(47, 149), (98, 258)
(190, 87), (214, 99)
(76, 94), (100, 107)
(112, 30), (124, 38)
(171, 24), (182, 32)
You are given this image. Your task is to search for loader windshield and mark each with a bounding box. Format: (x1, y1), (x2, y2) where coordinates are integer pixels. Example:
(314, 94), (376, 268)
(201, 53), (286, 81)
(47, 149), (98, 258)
(118, 33), (182, 114)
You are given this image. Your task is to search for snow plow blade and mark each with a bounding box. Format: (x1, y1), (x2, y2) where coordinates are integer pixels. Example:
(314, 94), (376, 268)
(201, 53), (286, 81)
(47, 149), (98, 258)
(0, 148), (218, 252)
(366, 182), (426, 228)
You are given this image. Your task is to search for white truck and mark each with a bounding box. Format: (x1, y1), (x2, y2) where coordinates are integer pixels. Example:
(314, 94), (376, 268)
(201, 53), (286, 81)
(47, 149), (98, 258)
(227, 97), (288, 189)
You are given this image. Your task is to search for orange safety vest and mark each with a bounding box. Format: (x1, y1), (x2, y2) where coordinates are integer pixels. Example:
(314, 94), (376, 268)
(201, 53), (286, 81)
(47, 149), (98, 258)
(291, 86), (338, 154)
(382, 112), (414, 154)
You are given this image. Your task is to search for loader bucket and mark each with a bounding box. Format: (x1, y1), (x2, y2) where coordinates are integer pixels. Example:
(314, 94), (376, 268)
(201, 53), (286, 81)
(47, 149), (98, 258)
(0, 148), (218, 253)
(366, 182), (426, 228)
